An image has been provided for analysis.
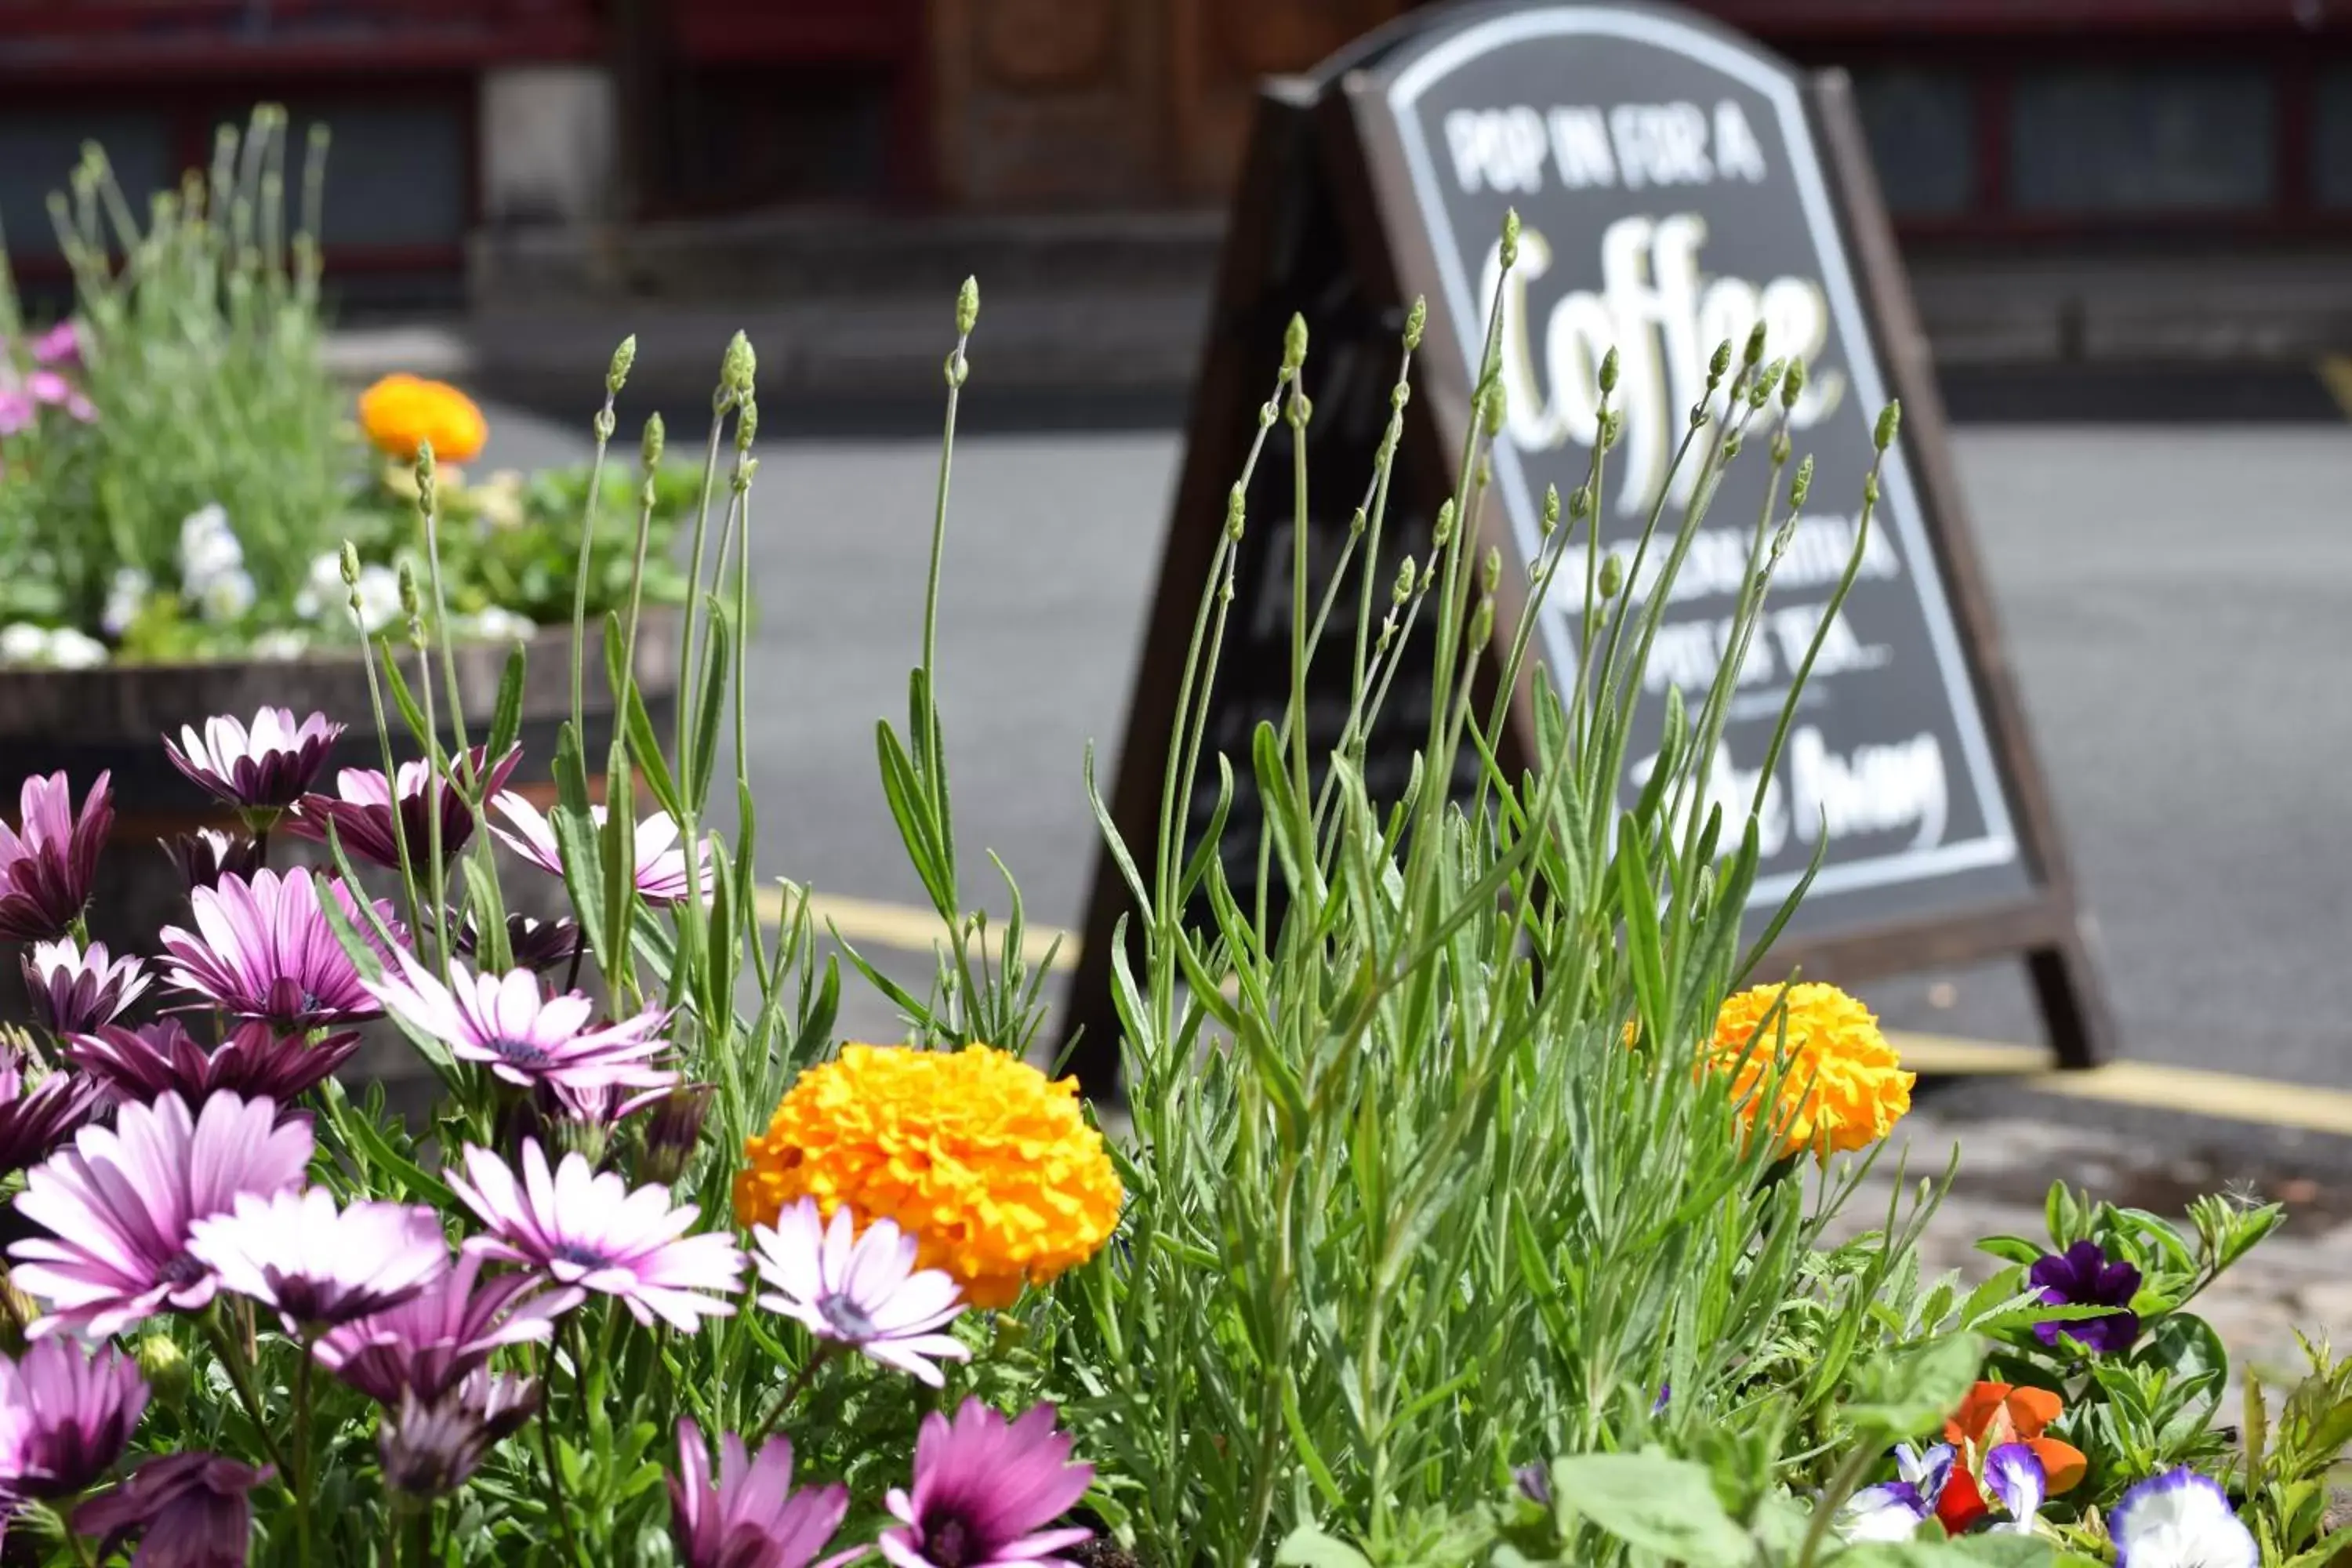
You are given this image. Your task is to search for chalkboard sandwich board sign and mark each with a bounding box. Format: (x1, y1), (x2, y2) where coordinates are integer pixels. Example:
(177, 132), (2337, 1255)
(1063, 0), (2114, 1096)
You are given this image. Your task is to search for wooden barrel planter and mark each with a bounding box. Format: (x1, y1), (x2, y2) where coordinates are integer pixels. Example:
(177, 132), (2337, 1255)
(0, 611), (681, 1098)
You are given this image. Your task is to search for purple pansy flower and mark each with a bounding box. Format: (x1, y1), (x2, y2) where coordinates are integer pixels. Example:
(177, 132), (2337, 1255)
(69, 1018), (360, 1112)
(9, 1092), (313, 1338)
(1837, 1444), (1951, 1544)
(2031, 1239), (2143, 1354)
(880, 1400), (1094, 1568)
(314, 1250), (579, 1408)
(446, 1140), (743, 1331)
(671, 1419), (851, 1568)
(287, 745), (521, 870)
(2109, 1468), (2258, 1568)
(158, 866), (401, 1030)
(75, 1451), (272, 1567)
(1984, 1443), (2045, 1534)
(20, 938), (149, 1036)
(0, 771), (111, 944)
(752, 1197), (970, 1388)
(187, 1185), (449, 1333)
(363, 949), (673, 1098)
(163, 707), (345, 812)
(0, 1338), (150, 1501)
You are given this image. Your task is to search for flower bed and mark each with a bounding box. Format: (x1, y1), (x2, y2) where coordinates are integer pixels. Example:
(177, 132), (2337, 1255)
(0, 252), (2332, 1567)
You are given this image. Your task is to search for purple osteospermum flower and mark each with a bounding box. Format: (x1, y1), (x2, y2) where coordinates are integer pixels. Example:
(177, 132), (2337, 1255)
(2031, 1239), (2143, 1354)
(187, 1185), (448, 1333)
(378, 1370), (539, 1497)
(0, 1054), (102, 1183)
(158, 866), (399, 1030)
(492, 792), (711, 905)
(314, 1250), (579, 1408)
(0, 1338), (150, 1500)
(70, 1018), (359, 1112)
(21, 938), (150, 1036)
(880, 1400), (1094, 1568)
(2109, 1468), (2259, 1568)
(158, 829), (263, 895)
(163, 708), (344, 813)
(0, 771), (111, 943)
(671, 1418), (850, 1568)
(9, 1092), (313, 1338)
(446, 1140), (743, 1331)
(753, 1198), (970, 1388)
(365, 948), (673, 1097)
(287, 745), (521, 870)
(31, 321), (80, 368)
(456, 911), (582, 975)
(75, 1452), (271, 1567)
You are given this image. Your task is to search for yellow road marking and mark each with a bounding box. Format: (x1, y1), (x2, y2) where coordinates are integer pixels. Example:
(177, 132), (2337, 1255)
(2319, 355), (2352, 422)
(760, 888), (2352, 1133)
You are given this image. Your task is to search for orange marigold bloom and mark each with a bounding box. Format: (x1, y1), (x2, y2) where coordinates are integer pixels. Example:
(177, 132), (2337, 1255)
(1708, 981), (1913, 1158)
(359, 373), (488, 464)
(734, 1044), (1123, 1308)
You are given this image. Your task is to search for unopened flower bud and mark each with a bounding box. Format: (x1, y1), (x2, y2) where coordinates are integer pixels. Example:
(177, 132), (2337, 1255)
(1770, 430), (1791, 466)
(956, 275), (980, 337)
(1790, 455), (1814, 509)
(1568, 485), (1592, 521)
(1348, 505), (1367, 537)
(607, 335), (637, 396)
(1432, 499), (1456, 549)
(397, 561), (420, 618)
(413, 441), (436, 506)
(1863, 472), (1882, 506)
(1481, 383), (1506, 437)
(1403, 296), (1427, 351)
(1468, 597), (1494, 648)
(593, 407), (616, 444)
(1600, 410), (1623, 450)
(1541, 485), (1561, 535)
(1500, 207), (1521, 268)
(1225, 484), (1246, 540)
(1780, 357), (1806, 408)
(1283, 313), (1308, 374)
(721, 332), (757, 399)
(1743, 321), (1767, 366)
(1708, 340), (1732, 387)
(1390, 381), (1413, 414)
(1599, 347), (1621, 396)
(137, 1334), (191, 1409)
(339, 541), (361, 587)
(1599, 553), (1624, 598)
(641, 413), (666, 471)
(1875, 400), (1902, 452)
(1392, 557), (1415, 605)
(735, 398), (758, 452)
(1483, 546), (1501, 594)
(638, 1083), (716, 1186)
(1751, 360), (1784, 409)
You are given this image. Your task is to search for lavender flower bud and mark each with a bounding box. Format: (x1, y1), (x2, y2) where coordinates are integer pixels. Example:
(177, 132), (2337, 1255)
(1225, 485), (1246, 541)
(641, 412), (665, 471)
(1781, 357), (1806, 409)
(1600, 347), (1621, 396)
(1483, 546), (1502, 595)
(1875, 401), (1903, 452)
(1500, 207), (1521, 269)
(1743, 321), (1767, 367)
(1599, 553), (1624, 598)
(136, 1334), (191, 1409)
(1541, 485), (1560, 535)
(735, 398), (758, 453)
(1791, 455), (1815, 509)
(1403, 296), (1427, 351)
(397, 561), (420, 619)
(1392, 557), (1414, 606)
(1432, 499), (1456, 549)
(1468, 597), (1494, 648)
(956, 275), (980, 337)
(1283, 313), (1308, 375)
(607, 335), (636, 396)
(721, 332), (757, 400)
(339, 541), (361, 587)
(1707, 340), (1732, 387)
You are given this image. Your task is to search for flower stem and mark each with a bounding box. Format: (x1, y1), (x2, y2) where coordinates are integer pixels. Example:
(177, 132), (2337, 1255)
(752, 1341), (842, 1446)
(201, 1312), (290, 1476)
(293, 1337), (317, 1568)
(535, 1350), (590, 1568)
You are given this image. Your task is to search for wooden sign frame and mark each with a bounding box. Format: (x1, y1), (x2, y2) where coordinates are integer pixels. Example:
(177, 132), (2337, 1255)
(1062, 2), (2114, 1098)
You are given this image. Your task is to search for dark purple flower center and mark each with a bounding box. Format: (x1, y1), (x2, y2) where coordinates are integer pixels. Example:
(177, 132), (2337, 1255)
(817, 1291), (878, 1341)
(158, 1251), (209, 1289)
(549, 1242), (609, 1271)
(927, 1516), (972, 1568)
(488, 1036), (553, 1069)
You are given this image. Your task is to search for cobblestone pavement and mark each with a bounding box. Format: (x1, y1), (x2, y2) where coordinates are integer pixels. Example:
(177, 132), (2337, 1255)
(1845, 1109), (2352, 1373)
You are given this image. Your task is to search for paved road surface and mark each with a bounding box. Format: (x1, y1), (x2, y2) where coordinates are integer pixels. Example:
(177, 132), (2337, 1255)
(478, 401), (2352, 1102)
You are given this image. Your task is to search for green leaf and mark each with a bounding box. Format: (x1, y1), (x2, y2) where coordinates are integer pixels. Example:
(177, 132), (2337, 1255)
(1846, 1335), (1984, 1439)
(1548, 1453), (1753, 1568)
(621, 676), (684, 823)
(485, 642), (528, 761)
(1975, 1237), (2045, 1269)
(1274, 1529), (1374, 1568)
(1835, 1538), (2054, 1567)
(687, 592), (728, 813)
(376, 637), (435, 758)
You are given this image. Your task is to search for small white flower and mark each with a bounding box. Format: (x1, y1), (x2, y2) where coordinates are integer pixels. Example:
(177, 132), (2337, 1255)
(177, 503), (243, 583)
(45, 628), (107, 669)
(464, 607), (535, 643)
(293, 551), (343, 621)
(100, 567), (151, 637)
(0, 622), (49, 664)
(352, 566), (402, 633)
(249, 630), (308, 661)
(2110, 1469), (2257, 1568)
(196, 568), (256, 625)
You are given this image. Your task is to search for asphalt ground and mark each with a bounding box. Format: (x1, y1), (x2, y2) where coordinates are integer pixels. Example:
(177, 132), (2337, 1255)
(475, 361), (2352, 1172)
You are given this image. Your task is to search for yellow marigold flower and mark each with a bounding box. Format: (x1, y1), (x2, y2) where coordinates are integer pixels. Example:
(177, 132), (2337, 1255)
(1708, 981), (1912, 1159)
(735, 1044), (1123, 1308)
(359, 373), (488, 464)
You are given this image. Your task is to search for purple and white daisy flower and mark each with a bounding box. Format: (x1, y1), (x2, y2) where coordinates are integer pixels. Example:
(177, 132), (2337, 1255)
(162, 707), (344, 812)
(1838, 1481), (1929, 1543)
(0, 1051), (103, 1181)
(69, 1018), (360, 1112)
(670, 1419), (850, 1568)
(0, 771), (111, 944)
(9, 1092), (313, 1338)
(314, 1250), (579, 1408)
(363, 948), (673, 1097)
(492, 792), (711, 905)
(187, 1185), (448, 1333)
(2031, 1239), (2144, 1355)
(158, 828), (263, 895)
(20, 938), (149, 1036)
(880, 1400), (1094, 1568)
(456, 910), (583, 975)
(378, 1370), (540, 1498)
(446, 1140), (744, 1331)
(753, 1198), (970, 1387)
(288, 745), (521, 870)
(158, 866), (400, 1030)
(2109, 1468), (2259, 1568)
(1984, 1442), (2046, 1534)
(0, 1338), (150, 1501)
(74, 1451), (272, 1567)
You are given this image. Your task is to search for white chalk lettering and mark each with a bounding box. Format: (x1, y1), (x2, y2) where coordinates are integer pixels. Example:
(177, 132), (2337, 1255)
(1560, 514), (1902, 612)
(1765, 604), (1890, 679)
(1628, 740), (1788, 858)
(1713, 98), (1769, 183)
(1643, 615), (1778, 695)
(1445, 106), (1552, 193)
(1610, 102), (1713, 189)
(1547, 107), (1617, 188)
(1790, 727), (1947, 849)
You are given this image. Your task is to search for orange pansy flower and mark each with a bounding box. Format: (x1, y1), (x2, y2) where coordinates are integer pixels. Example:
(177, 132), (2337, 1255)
(1945, 1381), (2086, 1495)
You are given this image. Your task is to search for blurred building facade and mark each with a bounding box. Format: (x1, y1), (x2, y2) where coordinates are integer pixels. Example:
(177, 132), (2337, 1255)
(5, 0), (2347, 365)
